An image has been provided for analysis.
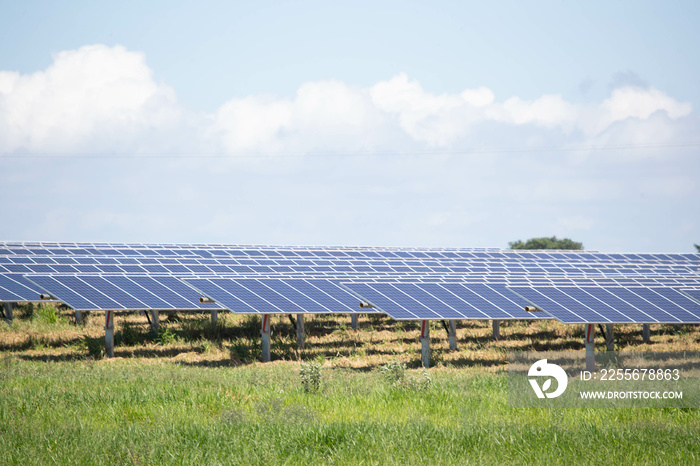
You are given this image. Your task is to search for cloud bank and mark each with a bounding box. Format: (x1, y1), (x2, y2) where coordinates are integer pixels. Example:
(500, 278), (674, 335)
(0, 45), (692, 156)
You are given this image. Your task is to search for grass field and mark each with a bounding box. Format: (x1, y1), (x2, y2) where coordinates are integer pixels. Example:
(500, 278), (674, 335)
(1, 304), (699, 464)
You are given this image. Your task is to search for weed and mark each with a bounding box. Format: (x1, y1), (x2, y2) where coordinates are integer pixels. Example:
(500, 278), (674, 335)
(230, 338), (256, 364)
(198, 339), (213, 354)
(29, 334), (49, 351)
(33, 304), (62, 325)
(381, 359), (406, 385)
(119, 319), (141, 346)
(82, 335), (104, 359)
(155, 328), (175, 345)
(300, 360), (322, 393)
(405, 368), (432, 391)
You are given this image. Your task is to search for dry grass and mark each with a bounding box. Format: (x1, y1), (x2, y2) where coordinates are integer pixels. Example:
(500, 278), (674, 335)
(2, 303), (698, 369)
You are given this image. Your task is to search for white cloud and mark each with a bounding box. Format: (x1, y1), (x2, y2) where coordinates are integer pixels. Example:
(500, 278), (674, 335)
(0, 45), (693, 158)
(604, 87), (691, 121)
(213, 80), (389, 153)
(0, 44), (180, 153)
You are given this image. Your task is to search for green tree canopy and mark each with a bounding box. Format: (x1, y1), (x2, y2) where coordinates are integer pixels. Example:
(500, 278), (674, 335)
(508, 236), (583, 250)
(695, 244), (700, 253)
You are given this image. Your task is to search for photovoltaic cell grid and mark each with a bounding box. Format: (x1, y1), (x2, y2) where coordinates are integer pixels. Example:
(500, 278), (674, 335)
(2, 254), (697, 275)
(26, 275), (224, 311)
(183, 278), (361, 315)
(681, 289), (700, 304)
(2, 242), (698, 326)
(507, 286), (700, 324)
(341, 282), (540, 320)
(8, 263), (699, 307)
(0, 274), (48, 302)
(1, 241), (698, 263)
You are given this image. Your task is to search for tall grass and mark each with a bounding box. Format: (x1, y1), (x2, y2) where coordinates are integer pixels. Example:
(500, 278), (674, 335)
(0, 358), (697, 465)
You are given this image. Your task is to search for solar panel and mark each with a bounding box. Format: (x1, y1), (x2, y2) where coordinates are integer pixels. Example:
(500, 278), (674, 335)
(341, 281), (543, 321)
(183, 277), (362, 314)
(1, 241), (696, 264)
(507, 285), (700, 324)
(2, 241), (697, 324)
(0, 274), (52, 302)
(25, 275), (225, 311)
(680, 288), (700, 304)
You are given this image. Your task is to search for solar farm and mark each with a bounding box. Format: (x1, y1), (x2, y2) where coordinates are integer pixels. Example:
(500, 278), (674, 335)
(2, 241), (700, 463)
(2, 241), (699, 370)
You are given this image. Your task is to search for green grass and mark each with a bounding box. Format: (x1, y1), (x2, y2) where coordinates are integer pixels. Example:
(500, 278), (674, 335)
(1, 306), (699, 464)
(0, 357), (698, 465)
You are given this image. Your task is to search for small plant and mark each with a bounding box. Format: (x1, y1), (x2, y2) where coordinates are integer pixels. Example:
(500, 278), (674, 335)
(119, 320), (141, 346)
(155, 328), (175, 345)
(381, 359), (406, 385)
(29, 335), (49, 351)
(405, 369), (432, 391)
(33, 304), (61, 325)
(230, 339), (256, 364)
(300, 361), (322, 393)
(82, 336), (105, 359)
(198, 339), (213, 354)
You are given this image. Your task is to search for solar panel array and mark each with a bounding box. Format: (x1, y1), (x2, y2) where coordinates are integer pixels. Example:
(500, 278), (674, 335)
(508, 285), (700, 324)
(0, 241), (698, 325)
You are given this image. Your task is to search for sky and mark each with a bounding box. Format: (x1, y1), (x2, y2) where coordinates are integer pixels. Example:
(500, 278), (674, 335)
(1, 0), (699, 252)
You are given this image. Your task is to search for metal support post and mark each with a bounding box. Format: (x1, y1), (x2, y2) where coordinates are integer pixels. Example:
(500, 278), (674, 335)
(211, 310), (218, 325)
(261, 314), (271, 362)
(351, 314), (358, 330)
(605, 324), (614, 351)
(149, 310), (159, 332)
(3, 302), (13, 324)
(74, 310), (82, 324)
(585, 324), (595, 372)
(420, 320), (430, 368)
(296, 313), (305, 349)
(105, 310), (115, 358)
(492, 320), (500, 341)
(448, 319), (457, 351)
(642, 324), (650, 343)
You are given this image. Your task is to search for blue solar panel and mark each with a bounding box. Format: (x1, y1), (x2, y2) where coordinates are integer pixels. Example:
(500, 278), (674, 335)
(341, 282), (540, 320)
(25, 275), (225, 311)
(2, 241), (698, 324)
(508, 285), (700, 324)
(680, 288), (700, 304)
(183, 277), (360, 314)
(0, 274), (49, 302)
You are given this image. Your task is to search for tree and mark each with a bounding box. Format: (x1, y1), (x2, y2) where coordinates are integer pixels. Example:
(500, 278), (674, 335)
(695, 244), (700, 253)
(508, 236), (583, 250)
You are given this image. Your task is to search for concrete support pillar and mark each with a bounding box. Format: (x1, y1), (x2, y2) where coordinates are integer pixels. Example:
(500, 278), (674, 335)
(642, 324), (651, 343)
(211, 310), (218, 325)
(585, 323), (595, 372)
(492, 320), (500, 341)
(105, 310), (115, 358)
(448, 319), (457, 351)
(296, 313), (305, 349)
(420, 320), (430, 368)
(74, 310), (82, 324)
(605, 324), (614, 351)
(261, 314), (271, 362)
(149, 310), (159, 332)
(351, 314), (358, 330)
(3, 302), (14, 324)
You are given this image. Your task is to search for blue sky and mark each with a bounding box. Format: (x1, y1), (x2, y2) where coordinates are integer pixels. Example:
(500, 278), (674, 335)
(1, 1), (699, 252)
